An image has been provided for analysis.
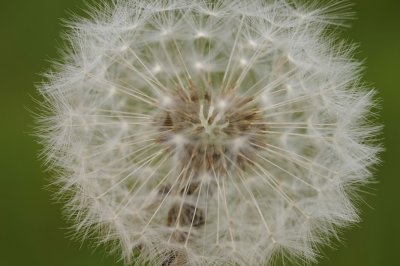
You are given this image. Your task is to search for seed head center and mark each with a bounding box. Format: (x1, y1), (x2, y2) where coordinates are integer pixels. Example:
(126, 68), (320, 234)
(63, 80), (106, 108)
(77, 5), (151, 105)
(156, 85), (267, 176)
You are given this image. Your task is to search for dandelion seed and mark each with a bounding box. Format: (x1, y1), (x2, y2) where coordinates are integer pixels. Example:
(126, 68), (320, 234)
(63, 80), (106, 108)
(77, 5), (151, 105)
(37, 0), (381, 265)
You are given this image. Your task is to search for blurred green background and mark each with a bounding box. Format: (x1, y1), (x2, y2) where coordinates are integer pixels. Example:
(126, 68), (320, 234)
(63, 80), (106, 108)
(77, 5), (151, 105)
(1, 1), (399, 265)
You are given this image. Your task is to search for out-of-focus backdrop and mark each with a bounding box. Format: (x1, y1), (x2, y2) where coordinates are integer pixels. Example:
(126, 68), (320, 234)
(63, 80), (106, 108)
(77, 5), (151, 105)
(0, 1), (398, 265)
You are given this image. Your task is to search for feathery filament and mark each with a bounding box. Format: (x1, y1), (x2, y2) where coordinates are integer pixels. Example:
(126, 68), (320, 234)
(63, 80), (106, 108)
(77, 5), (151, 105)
(37, 1), (381, 265)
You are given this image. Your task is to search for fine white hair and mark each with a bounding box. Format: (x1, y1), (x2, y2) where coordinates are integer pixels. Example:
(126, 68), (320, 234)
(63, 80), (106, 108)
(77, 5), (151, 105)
(37, 0), (381, 265)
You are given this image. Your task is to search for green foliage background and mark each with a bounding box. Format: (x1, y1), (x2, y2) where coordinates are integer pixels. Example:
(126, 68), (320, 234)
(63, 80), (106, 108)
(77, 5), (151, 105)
(1, 1), (399, 265)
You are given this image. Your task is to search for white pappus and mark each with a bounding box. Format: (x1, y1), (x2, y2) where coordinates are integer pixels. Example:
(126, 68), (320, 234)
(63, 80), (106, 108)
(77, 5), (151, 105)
(37, 0), (382, 265)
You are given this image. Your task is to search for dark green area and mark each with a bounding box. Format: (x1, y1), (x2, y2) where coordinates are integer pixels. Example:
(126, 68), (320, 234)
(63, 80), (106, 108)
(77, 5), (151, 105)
(0, 1), (398, 265)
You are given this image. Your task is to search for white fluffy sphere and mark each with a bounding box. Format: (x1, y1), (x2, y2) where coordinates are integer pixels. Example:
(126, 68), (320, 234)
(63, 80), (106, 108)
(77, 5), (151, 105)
(38, 0), (381, 265)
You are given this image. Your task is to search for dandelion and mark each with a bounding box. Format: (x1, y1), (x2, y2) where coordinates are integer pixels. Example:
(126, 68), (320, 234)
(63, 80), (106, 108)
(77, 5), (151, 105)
(37, 0), (381, 265)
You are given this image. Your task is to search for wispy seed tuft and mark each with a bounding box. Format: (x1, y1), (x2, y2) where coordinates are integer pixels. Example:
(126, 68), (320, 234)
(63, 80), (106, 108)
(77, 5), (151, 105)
(37, 1), (382, 265)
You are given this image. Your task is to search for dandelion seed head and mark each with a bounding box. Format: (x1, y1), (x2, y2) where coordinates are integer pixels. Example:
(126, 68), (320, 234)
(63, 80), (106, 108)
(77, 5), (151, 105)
(37, 0), (381, 265)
